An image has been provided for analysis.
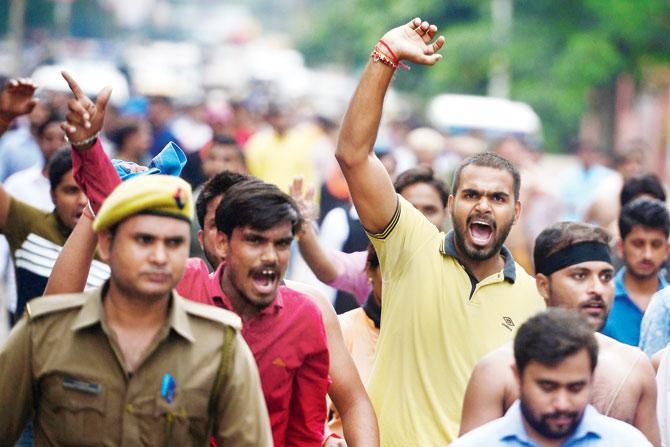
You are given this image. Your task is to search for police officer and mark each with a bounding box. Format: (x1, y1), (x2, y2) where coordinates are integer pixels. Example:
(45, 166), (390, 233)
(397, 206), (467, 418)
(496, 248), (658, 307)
(0, 174), (272, 446)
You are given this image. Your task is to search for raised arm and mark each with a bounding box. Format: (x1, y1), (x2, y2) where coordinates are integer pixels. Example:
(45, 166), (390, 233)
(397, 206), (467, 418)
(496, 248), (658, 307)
(290, 177), (339, 282)
(43, 207), (97, 295)
(60, 71), (119, 213)
(0, 78), (38, 137)
(336, 18), (444, 234)
(0, 78), (39, 228)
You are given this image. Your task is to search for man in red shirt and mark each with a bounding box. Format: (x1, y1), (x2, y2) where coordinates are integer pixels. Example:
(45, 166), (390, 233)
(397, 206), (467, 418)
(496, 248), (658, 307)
(206, 178), (331, 446)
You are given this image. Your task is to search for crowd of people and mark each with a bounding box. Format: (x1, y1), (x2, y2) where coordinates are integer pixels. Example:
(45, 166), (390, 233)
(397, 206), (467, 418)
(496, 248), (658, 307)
(0, 16), (669, 447)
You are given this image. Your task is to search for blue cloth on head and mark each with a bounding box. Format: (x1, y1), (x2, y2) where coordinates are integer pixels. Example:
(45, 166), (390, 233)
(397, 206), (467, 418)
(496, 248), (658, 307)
(112, 142), (187, 181)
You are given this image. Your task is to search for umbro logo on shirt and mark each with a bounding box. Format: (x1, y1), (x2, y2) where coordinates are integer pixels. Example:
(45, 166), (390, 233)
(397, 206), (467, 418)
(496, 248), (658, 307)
(501, 316), (515, 332)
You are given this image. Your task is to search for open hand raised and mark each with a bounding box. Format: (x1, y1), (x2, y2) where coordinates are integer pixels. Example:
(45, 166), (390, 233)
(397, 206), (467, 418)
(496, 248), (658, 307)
(288, 175), (317, 233)
(380, 17), (445, 66)
(0, 78), (38, 122)
(60, 71), (112, 148)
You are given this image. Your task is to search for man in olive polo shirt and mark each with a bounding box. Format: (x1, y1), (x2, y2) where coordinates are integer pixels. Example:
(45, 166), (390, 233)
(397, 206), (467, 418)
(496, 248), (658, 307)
(335, 17), (545, 445)
(0, 175), (271, 445)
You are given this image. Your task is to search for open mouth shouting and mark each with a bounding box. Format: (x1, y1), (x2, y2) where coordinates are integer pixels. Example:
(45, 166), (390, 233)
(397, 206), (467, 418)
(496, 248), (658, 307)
(250, 266), (280, 296)
(580, 297), (607, 318)
(467, 216), (496, 247)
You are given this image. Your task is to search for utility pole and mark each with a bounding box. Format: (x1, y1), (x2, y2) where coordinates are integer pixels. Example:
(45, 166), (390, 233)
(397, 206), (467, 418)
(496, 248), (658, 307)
(9, 0), (26, 77)
(488, 0), (512, 98)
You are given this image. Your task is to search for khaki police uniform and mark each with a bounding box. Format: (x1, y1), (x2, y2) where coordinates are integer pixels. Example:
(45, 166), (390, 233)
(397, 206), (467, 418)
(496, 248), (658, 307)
(0, 286), (272, 446)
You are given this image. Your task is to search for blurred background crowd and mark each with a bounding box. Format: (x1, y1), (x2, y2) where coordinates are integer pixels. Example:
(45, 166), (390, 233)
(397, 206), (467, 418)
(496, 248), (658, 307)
(0, 0), (669, 337)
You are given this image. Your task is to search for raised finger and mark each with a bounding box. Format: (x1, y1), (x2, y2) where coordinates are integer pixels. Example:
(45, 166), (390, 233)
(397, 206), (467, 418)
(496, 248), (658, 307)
(68, 99), (91, 123)
(94, 86), (112, 113)
(408, 17), (422, 29)
(61, 71), (85, 99)
(289, 175), (304, 196)
(305, 184), (315, 202)
(431, 36), (446, 53)
(426, 24), (438, 40)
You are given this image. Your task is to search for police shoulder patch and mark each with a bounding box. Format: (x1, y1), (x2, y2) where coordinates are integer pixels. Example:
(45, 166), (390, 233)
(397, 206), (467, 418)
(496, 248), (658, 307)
(26, 293), (88, 320)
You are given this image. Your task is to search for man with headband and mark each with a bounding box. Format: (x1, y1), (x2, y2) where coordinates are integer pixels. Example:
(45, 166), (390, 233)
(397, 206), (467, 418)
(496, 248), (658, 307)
(459, 221), (660, 445)
(0, 175), (272, 446)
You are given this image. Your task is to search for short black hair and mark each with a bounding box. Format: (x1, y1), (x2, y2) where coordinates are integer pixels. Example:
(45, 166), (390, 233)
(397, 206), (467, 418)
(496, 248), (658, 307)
(215, 180), (302, 237)
(394, 166), (449, 207)
(451, 152), (521, 201)
(619, 197), (670, 240)
(212, 134), (238, 146)
(195, 171), (254, 229)
(514, 309), (598, 375)
(620, 174), (666, 207)
(47, 148), (73, 190)
(208, 137), (246, 166)
(36, 112), (64, 138)
(109, 123), (140, 149)
(533, 222), (610, 272)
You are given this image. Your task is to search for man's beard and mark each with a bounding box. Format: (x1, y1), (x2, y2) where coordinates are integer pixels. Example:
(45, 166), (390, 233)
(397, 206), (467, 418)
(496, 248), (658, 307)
(520, 398), (581, 440)
(626, 264), (661, 282)
(453, 214), (514, 262)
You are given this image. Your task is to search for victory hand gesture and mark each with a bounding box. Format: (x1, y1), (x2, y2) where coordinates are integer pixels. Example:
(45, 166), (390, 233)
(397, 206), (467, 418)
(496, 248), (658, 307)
(61, 71), (112, 149)
(381, 17), (445, 66)
(288, 175), (317, 234)
(0, 78), (38, 122)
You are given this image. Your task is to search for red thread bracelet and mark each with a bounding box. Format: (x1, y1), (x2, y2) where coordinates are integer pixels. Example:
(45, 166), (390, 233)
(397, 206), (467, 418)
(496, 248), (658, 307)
(378, 39), (411, 70)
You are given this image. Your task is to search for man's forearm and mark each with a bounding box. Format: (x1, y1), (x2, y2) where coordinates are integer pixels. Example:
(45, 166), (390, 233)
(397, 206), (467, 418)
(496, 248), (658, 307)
(338, 396), (380, 446)
(298, 222), (339, 283)
(336, 61), (394, 168)
(71, 137), (121, 213)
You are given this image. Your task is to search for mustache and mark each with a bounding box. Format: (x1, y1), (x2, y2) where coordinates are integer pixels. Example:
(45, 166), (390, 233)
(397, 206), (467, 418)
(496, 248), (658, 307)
(543, 411), (579, 421)
(466, 213), (497, 229)
(580, 295), (606, 308)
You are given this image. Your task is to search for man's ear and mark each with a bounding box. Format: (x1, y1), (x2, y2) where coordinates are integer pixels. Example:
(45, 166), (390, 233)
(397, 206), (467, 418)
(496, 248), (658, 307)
(512, 363), (521, 388)
(447, 194), (454, 214)
(197, 230), (204, 250)
(215, 230), (230, 258)
(535, 273), (550, 306)
(513, 200), (521, 224)
(98, 230), (112, 263)
(616, 238), (623, 258)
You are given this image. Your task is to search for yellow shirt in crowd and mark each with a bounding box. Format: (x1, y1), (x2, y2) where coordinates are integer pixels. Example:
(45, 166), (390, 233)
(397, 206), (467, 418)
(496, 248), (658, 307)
(368, 196), (546, 446)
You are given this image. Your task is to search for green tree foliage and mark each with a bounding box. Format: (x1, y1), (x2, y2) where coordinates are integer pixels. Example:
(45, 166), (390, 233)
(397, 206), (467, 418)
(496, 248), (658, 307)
(297, 0), (670, 151)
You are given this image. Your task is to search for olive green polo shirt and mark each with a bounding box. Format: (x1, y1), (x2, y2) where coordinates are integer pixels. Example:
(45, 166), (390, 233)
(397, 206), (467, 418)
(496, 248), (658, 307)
(0, 286), (272, 446)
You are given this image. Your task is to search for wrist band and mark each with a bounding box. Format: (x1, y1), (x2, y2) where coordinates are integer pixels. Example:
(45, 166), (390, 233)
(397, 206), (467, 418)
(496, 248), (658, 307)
(371, 48), (398, 69)
(65, 133), (98, 149)
(378, 39), (411, 70)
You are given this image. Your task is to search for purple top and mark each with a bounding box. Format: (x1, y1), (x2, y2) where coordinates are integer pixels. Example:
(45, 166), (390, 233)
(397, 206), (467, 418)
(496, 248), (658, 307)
(326, 250), (371, 305)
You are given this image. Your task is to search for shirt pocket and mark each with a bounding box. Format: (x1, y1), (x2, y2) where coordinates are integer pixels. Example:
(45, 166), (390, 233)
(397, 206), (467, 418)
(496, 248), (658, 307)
(136, 389), (210, 446)
(39, 374), (106, 446)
